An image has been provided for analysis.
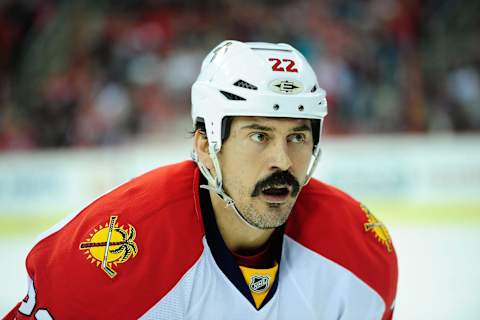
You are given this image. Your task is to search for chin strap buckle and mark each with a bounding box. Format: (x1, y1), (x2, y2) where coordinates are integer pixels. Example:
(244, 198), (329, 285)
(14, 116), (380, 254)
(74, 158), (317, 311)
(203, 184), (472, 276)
(200, 184), (235, 209)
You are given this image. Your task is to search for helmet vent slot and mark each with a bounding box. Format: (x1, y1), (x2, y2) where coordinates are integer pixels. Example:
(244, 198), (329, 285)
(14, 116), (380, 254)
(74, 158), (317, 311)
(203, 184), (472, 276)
(251, 48), (292, 52)
(233, 80), (258, 90)
(311, 85), (317, 93)
(220, 90), (246, 101)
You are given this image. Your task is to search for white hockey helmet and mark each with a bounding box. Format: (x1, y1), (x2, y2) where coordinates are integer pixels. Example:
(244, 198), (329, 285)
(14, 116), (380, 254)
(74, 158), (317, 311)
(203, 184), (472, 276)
(191, 40), (328, 228)
(192, 40), (327, 153)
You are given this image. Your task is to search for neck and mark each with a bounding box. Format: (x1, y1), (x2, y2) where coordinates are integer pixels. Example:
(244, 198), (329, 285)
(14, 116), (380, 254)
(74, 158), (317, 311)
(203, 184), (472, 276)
(209, 190), (275, 255)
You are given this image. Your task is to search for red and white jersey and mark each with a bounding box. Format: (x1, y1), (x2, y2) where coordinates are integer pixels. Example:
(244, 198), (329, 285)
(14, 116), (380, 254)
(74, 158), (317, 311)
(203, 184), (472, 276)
(4, 161), (397, 320)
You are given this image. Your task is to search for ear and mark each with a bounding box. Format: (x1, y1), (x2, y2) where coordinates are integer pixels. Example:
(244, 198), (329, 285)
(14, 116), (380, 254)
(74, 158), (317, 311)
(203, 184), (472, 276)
(194, 131), (214, 170)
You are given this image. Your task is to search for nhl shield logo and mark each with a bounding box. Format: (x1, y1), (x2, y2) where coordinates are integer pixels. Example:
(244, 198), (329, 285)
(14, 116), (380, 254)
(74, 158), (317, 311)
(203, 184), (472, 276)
(249, 275), (270, 293)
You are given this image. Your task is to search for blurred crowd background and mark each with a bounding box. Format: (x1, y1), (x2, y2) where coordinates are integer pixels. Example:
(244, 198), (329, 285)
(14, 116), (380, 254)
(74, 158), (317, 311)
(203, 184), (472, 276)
(0, 0), (479, 150)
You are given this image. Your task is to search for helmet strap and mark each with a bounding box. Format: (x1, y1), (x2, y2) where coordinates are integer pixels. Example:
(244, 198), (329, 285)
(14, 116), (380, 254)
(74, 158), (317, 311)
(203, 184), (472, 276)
(193, 143), (259, 229)
(303, 118), (325, 185)
(303, 145), (322, 185)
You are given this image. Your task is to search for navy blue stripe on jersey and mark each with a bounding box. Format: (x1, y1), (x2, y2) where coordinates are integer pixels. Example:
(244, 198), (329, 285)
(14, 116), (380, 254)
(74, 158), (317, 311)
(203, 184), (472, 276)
(199, 176), (283, 310)
(259, 229), (282, 309)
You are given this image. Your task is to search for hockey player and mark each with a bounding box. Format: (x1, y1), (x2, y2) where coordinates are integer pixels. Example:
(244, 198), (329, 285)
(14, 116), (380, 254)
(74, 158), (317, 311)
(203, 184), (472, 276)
(4, 40), (397, 320)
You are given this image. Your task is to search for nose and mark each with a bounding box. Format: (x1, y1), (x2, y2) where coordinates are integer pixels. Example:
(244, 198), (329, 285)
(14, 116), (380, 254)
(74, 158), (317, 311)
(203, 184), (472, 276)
(268, 140), (293, 172)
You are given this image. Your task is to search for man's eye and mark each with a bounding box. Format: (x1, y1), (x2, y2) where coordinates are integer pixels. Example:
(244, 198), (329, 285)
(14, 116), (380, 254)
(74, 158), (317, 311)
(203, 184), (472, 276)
(250, 133), (268, 143)
(288, 133), (306, 143)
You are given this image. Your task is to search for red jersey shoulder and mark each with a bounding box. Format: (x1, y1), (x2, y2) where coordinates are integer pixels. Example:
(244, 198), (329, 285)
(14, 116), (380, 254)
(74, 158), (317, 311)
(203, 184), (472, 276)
(286, 178), (397, 312)
(22, 160), (204, 319)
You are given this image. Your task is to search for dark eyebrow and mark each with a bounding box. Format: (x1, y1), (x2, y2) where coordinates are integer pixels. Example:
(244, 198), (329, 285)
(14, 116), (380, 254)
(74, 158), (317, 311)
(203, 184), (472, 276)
(291, 124), (311, 132)
(240, 123), (273, 131)
(240, 123), (311, 132)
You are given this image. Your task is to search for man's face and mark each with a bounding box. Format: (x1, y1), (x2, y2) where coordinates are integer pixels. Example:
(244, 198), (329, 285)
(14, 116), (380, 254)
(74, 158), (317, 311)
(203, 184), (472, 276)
(217, 116), (314, 229)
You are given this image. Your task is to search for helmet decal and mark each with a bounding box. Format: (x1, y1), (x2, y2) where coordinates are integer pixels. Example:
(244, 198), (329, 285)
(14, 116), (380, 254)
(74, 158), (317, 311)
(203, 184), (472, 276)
(268, 58), (299, 73)
(269, 79), (304, 94)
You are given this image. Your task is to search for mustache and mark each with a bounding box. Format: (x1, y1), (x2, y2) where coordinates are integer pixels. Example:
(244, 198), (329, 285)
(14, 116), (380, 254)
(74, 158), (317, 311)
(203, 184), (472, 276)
(251, 170), (300, 197)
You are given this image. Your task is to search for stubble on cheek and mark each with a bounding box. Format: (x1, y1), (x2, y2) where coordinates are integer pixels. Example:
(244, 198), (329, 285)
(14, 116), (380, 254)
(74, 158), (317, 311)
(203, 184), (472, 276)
(223, 174), (297, 228)
(241, 194), (295, 228)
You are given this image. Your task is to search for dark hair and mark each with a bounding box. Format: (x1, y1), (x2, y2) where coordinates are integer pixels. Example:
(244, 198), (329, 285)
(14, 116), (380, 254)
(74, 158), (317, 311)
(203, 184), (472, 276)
(190, 117), (233, 141)
(189, 119), (206, 137)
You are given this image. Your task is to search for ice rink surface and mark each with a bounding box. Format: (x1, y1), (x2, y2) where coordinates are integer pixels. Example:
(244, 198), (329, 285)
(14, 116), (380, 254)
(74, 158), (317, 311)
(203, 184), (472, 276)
(1, 223), (479, 319)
